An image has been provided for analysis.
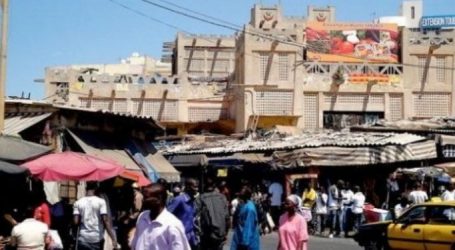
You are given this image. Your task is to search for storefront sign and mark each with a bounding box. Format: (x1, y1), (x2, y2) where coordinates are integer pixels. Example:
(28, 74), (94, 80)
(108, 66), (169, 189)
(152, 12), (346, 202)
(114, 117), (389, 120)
(348, 73), (401, 84)
(420, 15), (455, 29)
(305, 22), (399, 63)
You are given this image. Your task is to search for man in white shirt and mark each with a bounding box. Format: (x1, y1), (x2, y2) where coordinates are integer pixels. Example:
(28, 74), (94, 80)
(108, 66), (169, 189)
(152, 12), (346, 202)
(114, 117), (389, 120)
(73, 182), (118, 250)
(10, 206), (49, 250)
(394, 197), (410, 218)
(268, 180), (283, 227)
(408, 182), (428, 205)
(131, 183), (190, 250)
(441, 184), (455, 201)
(351, 186), (365, 233)
(339, 182), (354, 236)
(315, 186), (328, 235)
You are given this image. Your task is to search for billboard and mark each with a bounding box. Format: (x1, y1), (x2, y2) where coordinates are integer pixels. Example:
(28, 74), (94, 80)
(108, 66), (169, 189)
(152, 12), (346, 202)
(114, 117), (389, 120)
(305, 22), (399, 63)
(420, 15), (455, 29)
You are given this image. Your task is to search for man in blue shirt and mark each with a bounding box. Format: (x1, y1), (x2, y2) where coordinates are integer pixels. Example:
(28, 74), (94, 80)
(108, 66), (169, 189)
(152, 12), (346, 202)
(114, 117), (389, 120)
(231, 186), (260, 250)
(168, 178), (199, 249)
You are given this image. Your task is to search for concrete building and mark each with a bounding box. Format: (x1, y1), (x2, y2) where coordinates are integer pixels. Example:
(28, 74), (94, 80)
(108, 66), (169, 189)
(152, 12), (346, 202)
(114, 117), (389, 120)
(234, 2), (455, 132)
(44, 51), (234, 135)
(43, 1), (455, 135)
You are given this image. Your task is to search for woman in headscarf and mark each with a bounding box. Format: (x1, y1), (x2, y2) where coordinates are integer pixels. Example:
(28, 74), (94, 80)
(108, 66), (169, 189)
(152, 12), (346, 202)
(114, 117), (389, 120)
(277, 195), (308, 250)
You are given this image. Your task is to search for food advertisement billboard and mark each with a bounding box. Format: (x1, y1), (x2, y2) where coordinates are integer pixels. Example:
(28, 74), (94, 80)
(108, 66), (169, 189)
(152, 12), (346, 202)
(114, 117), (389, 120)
(306, 22), (399, 63)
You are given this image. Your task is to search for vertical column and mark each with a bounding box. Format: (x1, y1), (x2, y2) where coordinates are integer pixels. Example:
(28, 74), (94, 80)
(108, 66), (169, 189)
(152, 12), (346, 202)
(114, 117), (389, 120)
(384, 93), (390, 121)
(318, 91), (324, 129)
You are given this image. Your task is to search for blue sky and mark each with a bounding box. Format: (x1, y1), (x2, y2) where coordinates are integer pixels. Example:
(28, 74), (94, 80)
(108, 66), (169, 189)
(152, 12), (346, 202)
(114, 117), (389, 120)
(7, 0), (455, 99)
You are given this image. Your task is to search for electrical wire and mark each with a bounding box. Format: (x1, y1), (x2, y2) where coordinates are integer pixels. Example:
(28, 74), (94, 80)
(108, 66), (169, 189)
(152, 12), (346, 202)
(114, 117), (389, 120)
(140, 0), (455, 71)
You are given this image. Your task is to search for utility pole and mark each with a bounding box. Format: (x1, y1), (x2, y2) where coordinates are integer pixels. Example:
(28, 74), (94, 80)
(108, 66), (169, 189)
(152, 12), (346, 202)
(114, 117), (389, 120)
(0, 0), (8, 134)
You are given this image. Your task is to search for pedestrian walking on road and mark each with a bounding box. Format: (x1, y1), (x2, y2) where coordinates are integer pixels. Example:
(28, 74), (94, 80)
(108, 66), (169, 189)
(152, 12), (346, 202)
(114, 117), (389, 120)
(327, 180), (341, 238)
(268, 180), (284, 228)
(314, 186), (328, 235)
(131, 183), (190, 250)
(277, 195), (308, 250)
(196, 178), (230, 250)
(168, 178), (199, 249)
(231, 186), (260, 250)
(9, 206), (50, 250)
(351, 186), (365, 233)
(73, 182), (118, 250)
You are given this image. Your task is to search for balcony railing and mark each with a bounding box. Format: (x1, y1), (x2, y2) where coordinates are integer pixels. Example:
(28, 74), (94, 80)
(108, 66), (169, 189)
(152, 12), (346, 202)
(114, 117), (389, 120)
(303, 61), (403, 75)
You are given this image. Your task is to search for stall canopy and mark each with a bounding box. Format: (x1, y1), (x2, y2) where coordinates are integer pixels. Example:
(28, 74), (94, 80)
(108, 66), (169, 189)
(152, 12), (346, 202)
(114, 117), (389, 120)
(67, 130), (143, 172)
(0, 160), (29, 175)
(127, 140), (180, 183)
(272, 140), (437, 168)
(163, 132), (437, 169)
(0, 135), (52, 162)
(22, 151), (124, 181)
(67, 129), (180, 183)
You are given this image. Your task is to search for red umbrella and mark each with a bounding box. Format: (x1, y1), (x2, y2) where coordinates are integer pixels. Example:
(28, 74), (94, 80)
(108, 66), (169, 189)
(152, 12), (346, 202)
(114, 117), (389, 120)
(22, 151), (124, 181)
(119, 170), (151, 187)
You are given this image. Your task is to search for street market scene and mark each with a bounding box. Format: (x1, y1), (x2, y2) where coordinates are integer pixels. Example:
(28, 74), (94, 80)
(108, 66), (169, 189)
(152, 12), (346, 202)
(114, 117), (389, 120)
(1, 0), (455, 249)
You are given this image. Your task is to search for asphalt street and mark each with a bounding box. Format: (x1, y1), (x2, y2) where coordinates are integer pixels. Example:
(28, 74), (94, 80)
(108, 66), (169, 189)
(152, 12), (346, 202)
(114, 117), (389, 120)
(224, 233), (363, 250)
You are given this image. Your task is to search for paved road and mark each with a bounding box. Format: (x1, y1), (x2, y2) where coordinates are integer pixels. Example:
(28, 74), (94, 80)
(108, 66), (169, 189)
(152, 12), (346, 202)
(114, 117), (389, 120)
(224, 233), (363, 250)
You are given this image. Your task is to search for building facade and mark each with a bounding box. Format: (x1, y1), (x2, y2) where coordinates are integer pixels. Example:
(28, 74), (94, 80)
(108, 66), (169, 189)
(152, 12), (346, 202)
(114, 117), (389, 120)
(43, 1), (455, 134)
(234, 2), (455, 132)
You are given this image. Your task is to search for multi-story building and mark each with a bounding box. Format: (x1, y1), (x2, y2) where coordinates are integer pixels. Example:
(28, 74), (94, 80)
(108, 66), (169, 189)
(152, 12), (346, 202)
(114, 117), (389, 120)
(44, 50), (235, 135)
(234, 1), (455, 132)
(43, 0), (455, 134)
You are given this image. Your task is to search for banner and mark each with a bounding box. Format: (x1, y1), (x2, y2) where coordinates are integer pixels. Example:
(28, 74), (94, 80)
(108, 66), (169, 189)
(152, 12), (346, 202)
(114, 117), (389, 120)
(306, 22), (399, 63)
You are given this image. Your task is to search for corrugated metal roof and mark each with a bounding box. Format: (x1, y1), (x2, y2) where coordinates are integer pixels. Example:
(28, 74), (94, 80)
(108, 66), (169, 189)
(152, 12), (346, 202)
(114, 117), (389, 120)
(272, 140), (437, 168)
(163, 132), (428, 155)
(54, 104), (164, 129)
(4, 113), (52, 135)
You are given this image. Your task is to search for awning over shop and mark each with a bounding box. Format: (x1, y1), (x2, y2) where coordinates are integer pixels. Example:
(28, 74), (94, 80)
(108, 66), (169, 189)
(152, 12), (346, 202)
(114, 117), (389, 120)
(4, 112), (52, 135)
(435, 162), (455, 177)
(208, 153), (272, 167)
(167, 154), (208, 167)
(67, 130), (142, 172)
(68, 129), (179, 183)
(127, 140), (180, 183)
(272, 140), (437, 168)
(0, 135), (52, 162)
(0, 160), (29, 175)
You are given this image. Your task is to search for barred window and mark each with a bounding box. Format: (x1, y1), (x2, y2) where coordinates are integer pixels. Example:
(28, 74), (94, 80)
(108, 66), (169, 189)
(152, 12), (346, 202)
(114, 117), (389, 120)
(435, 57), (446, 82)
(278, 53), (289, 81)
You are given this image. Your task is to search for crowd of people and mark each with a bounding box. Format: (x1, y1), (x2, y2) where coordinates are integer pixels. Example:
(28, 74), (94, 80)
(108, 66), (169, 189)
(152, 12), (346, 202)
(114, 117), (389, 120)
(4, 173), (455, 250)
(0, 177), (312, 250)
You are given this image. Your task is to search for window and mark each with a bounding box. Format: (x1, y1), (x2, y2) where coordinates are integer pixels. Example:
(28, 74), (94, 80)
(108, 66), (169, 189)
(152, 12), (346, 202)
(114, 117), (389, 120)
(435, 57), (446, 82)
(428, 206), (455, 225)
(278, 53), (289, 81)
(411, 6), (415, 19)
(259, 52), (270, 81)
(398, 206), (426, 223)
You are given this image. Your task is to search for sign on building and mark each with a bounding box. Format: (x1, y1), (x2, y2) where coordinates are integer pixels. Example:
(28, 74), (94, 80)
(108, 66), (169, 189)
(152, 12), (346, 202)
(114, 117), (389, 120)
(305, 22), (399, 63)
(420, 15), (455, 29)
